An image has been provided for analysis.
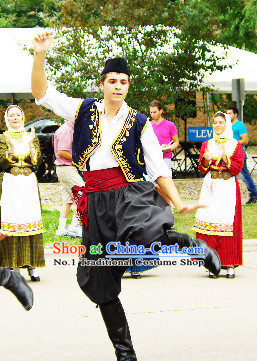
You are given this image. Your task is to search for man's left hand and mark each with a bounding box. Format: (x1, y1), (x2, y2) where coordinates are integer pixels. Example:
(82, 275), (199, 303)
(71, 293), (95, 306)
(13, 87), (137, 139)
(178, 202), (207, 214)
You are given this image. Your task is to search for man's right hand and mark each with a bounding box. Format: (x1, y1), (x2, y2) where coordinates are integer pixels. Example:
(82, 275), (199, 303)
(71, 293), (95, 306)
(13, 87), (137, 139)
(0, 230), (11, 241)
(34, 31), (55, 54)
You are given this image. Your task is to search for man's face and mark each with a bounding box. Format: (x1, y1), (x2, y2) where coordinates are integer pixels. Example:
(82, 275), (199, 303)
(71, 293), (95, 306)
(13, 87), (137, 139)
(150, 106), (163, 122)
(100, 72), (129, 104)
(226, 109), (237, 122)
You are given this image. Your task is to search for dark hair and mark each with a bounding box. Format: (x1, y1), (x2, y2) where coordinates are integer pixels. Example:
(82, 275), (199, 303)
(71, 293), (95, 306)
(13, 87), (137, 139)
(227, 106), (239, 116)
(213, 111), (226, 121)
(100, 73), (108, 84)
(100, 73), (130, 84)
(149, 100), (163, 110)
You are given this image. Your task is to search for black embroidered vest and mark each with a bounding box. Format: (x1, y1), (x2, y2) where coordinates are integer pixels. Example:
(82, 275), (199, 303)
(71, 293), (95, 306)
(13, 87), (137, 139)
(72, 98), (149, 182)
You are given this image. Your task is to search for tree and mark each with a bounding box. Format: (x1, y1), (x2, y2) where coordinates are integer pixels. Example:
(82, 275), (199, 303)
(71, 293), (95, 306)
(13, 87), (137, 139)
(194, 0), (257, 53)
(210, 93), (257, 126)
(45, 0), (229, 120)
(0, 0), (60, 28)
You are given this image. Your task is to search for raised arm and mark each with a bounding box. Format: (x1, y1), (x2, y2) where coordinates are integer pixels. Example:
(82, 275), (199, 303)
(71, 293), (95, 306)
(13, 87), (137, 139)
(31, 31), (55, 100)
(156, 176), (205, 214)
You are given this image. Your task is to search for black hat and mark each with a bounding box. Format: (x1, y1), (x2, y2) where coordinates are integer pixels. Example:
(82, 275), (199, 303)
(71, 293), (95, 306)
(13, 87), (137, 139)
(101, 57), (130, 77)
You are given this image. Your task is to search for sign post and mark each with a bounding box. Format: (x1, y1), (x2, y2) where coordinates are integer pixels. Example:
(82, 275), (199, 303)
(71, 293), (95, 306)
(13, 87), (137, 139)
(232, 78), (245, 122)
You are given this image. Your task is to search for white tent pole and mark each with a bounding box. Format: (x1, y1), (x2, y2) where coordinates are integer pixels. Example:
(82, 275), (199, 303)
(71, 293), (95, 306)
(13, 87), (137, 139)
(206, 92), (210, 126)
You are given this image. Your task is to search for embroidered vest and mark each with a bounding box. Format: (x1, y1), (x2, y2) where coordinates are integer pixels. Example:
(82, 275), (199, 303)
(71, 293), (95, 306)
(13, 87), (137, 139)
(72, 98), (149, 182)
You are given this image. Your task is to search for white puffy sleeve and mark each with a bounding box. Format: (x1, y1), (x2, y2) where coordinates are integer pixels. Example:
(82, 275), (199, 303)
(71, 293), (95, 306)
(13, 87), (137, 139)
(35, 83), (82, 122)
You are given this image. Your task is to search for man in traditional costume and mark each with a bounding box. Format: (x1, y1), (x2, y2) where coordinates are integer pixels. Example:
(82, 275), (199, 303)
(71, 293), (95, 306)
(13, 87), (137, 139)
(31, 32), (221, 361)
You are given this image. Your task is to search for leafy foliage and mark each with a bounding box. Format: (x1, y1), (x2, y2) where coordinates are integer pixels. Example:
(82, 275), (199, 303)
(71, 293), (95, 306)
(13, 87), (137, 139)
(0, 0), (60, 27)
(45, 0), (230, 119)
(210, 93), (257, 125)
(3, 0), (256, 122)
(198, 0), (257, 53)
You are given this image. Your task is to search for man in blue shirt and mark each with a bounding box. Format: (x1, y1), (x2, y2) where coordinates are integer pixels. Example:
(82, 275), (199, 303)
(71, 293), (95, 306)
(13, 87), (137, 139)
(227, 106), (257, 204)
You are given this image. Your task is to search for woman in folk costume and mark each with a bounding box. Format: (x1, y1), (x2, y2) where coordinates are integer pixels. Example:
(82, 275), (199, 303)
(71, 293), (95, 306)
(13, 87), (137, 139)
(0, 105), (45, 281)
(193, 111), (245, 279)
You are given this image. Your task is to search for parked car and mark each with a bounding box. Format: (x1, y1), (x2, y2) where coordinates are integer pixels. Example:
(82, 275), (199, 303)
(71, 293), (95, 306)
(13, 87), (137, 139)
(25, 118), (60, 182)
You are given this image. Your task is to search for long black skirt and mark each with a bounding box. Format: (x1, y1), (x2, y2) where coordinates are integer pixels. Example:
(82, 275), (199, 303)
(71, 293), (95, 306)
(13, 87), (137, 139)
(77, 181), (174, 304)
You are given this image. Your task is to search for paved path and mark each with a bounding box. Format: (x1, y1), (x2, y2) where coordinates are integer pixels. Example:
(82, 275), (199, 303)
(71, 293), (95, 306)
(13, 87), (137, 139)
(1, 239), (257, 361)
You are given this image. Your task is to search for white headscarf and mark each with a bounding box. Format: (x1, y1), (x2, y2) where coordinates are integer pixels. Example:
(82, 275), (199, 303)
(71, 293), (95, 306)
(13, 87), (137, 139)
(4, 105), (25, 133)
(213, 111), (233, 140)
(209, 111), (237, 160)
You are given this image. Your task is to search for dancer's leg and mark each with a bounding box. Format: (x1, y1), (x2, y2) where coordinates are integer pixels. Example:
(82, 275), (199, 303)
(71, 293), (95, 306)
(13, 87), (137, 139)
(99, 298), (137, 361)
(0, 267), (33, 310)
(164, 229), (221, 275)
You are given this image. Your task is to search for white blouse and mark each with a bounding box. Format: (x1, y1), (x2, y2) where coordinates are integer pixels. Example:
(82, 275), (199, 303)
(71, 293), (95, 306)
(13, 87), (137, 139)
(36, 85), (172, 182)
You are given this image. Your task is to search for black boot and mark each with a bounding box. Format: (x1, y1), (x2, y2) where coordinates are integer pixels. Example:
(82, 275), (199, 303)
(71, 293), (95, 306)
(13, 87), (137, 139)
(0, 267), (33, 310)
(99, 300), (137, 361)
(166, 230), (221, 276)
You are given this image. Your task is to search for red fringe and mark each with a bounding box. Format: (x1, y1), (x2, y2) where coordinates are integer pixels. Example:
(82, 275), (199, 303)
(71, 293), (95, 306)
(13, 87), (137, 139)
(72, 167), (130, 227)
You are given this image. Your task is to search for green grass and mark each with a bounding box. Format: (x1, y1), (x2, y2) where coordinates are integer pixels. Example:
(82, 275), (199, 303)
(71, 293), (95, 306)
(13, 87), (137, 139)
(174, 204), (257, 239)
(42, 204), (257, 246)
(42, 209), (81, 246)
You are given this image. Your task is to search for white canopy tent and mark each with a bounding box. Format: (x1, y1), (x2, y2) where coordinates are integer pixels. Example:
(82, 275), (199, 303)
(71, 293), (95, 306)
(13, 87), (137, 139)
(201, 45), (257, 94)
(1, 28), (257, 101)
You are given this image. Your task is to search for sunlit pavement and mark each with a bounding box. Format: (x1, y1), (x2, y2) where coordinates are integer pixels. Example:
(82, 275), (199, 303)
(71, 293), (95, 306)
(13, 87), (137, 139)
(1, 239), (257, 361)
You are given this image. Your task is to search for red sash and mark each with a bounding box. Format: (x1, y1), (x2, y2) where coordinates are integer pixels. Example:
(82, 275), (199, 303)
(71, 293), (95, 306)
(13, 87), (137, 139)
(72, 167), (130, 227)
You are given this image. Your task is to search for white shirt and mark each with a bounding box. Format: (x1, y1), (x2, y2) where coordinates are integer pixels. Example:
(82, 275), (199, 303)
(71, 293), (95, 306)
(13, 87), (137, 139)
(36, 85), (172, 182)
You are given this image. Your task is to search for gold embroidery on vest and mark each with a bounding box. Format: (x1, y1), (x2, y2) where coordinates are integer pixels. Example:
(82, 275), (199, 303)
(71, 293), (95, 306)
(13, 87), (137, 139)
(75, 100), (84, 120)
(141, 117), (150, 136)
(137, 148), (144, 166)
(111, 107), (143, 183)
(73, 100), (103, 169)
(73, 101), (146, 181)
